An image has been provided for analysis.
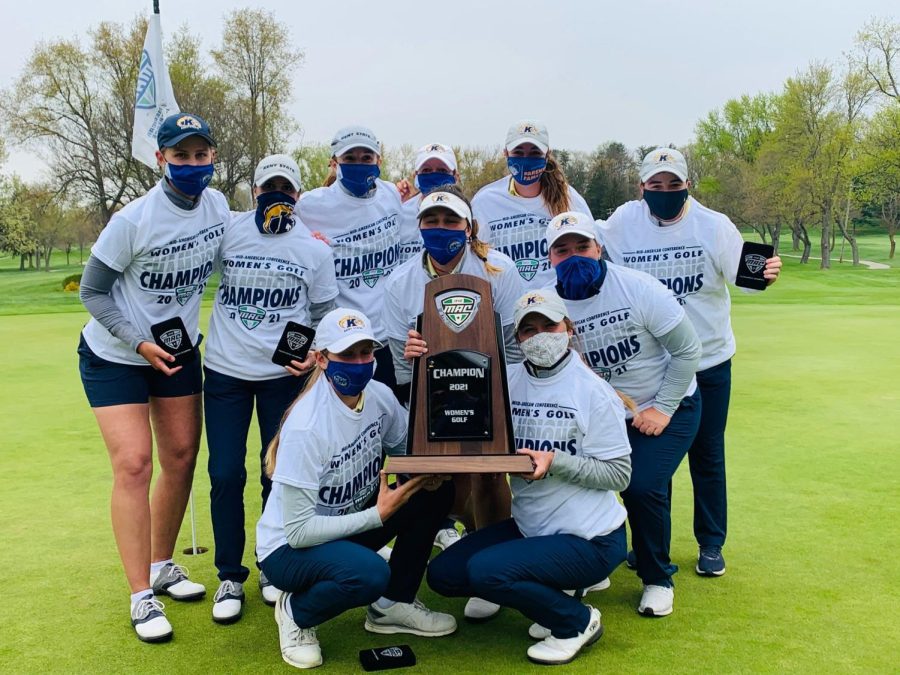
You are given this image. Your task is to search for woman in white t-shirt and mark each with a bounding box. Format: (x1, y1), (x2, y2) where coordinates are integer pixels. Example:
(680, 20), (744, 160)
(298, 126), (404, 396)
(471, 120), (593, 290)
(598, 147), (782, 578)
(256, 308), (455, 669)
(203, 154), (338, 624)
(427, 289), (631, 666)
(542, 210), (702, 618)
(77, 113), (228, 642)
(390, 184), (524, 622)
(394, 143), (460, 264)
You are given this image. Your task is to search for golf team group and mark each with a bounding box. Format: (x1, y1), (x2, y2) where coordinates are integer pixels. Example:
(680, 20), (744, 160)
(76, 111), (781, 667)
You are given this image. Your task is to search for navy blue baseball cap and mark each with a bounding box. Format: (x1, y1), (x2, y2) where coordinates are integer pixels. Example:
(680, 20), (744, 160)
(157, 113), (217, 150)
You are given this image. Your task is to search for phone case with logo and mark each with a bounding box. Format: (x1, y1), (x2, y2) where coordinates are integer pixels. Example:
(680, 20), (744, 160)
(735, 242), (774, 290)
(359, 645), (416, 671)
(272, 321), (316, 367)
(150, 317), (196, 367)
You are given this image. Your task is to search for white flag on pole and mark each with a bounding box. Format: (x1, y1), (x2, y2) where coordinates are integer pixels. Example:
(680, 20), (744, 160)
(132, 12), (179, 169)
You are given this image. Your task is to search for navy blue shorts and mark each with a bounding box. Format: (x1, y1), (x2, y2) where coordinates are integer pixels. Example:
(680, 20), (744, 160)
(78, 334), (203, 408)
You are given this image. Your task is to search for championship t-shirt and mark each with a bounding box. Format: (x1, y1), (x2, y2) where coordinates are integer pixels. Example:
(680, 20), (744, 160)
(598, 198), (746, 370)
(81, 182), (229, 365)
(509, 355), (629, 540)
(298, 180), (403, 340)
(255, 375), (407, 561)
(553, 262), (696, 411)
(382, 248), (523, 342)
(472, 177), (592, 289)
(204, 211), (338, 381)
(398, 196), (423, 264)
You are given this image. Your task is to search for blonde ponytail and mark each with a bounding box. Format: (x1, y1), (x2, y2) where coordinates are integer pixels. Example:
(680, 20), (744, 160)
(539, 151), (572, 216)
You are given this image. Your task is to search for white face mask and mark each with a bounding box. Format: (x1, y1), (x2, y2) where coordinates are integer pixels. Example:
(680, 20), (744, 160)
(520, 331), (570, 368)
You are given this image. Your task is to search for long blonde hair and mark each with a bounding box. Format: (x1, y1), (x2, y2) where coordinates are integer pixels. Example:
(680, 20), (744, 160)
(424, 184), (502, 275)
(538, 151), (572, 216)
(264, 361), (326, 477)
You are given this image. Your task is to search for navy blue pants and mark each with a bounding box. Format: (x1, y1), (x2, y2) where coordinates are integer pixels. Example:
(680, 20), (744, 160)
(622, 391), (701, 587)
(688, 360), (731, 548)
(260, 481), (453, 628)
(428, 519), (626, 639)
(204, 367), (305, 583)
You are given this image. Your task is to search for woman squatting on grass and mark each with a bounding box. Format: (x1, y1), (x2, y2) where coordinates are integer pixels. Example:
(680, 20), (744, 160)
(425, 288), (631, 666)
(255, 308), (456, 669)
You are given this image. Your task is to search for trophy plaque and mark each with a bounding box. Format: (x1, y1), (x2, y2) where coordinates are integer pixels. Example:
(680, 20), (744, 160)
(386, 274), (532, 474)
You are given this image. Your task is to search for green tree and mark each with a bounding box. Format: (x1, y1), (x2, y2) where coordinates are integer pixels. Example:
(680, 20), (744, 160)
(293, 143), (332, 191)
(855, 17), (900, 102)
(0, 19), (151, 224)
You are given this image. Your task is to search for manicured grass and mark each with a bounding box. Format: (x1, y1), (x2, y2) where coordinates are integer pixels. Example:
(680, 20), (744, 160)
(0, 242), (897, 673)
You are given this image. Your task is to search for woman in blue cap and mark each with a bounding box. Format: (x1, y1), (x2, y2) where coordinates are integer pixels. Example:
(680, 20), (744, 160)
(77, 113), (229, 642)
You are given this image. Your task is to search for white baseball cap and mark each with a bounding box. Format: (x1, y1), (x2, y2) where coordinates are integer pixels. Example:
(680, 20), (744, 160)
(415, 143), (457, 172)
(330, 125), (381, 157)
(639, 147), (689, 182)
(544, 211), (597, 248)
(505, 120), (550, 154)
(313, 308), (382, 353)
(513, 289), (568, 331)
(418, 191), (472, 223)
(254, 154), (302, 192)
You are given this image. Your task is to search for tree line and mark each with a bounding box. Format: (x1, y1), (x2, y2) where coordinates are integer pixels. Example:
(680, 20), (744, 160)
(0, 11), (897, 271)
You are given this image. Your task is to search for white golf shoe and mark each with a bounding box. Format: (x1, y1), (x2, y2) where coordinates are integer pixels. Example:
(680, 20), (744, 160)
(131, 594), (173, 643)
(463, 596), (501, 622)
(275, 592), (322, 669)
(638, 584), (674, 617)
(526, 606), (603, 665)
(365, 599), (457, 637)
(212, 580), (244, 624)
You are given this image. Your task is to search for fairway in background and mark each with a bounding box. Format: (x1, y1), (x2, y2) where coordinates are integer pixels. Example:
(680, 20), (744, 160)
(0, 252), (897, 673)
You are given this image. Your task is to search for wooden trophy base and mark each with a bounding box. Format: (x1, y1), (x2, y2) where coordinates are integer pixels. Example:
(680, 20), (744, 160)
(385, 454), (534, 474)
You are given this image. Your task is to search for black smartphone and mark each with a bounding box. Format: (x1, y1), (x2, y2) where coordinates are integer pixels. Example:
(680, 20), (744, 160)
(735, 241), (775, 290)
(359, 645), (416, 671)
(272, 321), (315, 367)
(150, 317), (195, 367)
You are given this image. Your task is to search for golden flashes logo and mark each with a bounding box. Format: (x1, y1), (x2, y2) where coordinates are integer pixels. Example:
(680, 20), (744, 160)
(262, 203), (293, 234)
(338, 315), (364, 330)
(176, 115), (202, 130)
(522, 293), (545, 307)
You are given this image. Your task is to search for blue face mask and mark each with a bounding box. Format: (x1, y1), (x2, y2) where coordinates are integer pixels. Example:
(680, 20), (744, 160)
(337, 163), (380, 197)
(507, 156), (547, 186)
(415, 172), (455, 194)
(421, 227), (467, 265)
(165, 162), (215, 196)
(255, 191), (297, 234)
(643, 188), (689, 221)
(555, 255), (604, 300)
(325, 359), (375, 397)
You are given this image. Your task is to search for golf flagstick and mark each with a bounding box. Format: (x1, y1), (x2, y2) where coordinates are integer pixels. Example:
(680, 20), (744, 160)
(189, 489), (198, 554)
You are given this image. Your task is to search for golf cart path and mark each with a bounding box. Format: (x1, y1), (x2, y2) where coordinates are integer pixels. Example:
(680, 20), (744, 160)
(782, 254), (890, 270)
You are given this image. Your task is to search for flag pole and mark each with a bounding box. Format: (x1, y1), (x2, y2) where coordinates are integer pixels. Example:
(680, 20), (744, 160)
(148, 0), (207, 555)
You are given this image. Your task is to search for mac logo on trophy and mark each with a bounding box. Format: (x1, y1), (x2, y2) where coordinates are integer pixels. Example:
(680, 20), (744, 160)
(386, 274), (532, 474)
